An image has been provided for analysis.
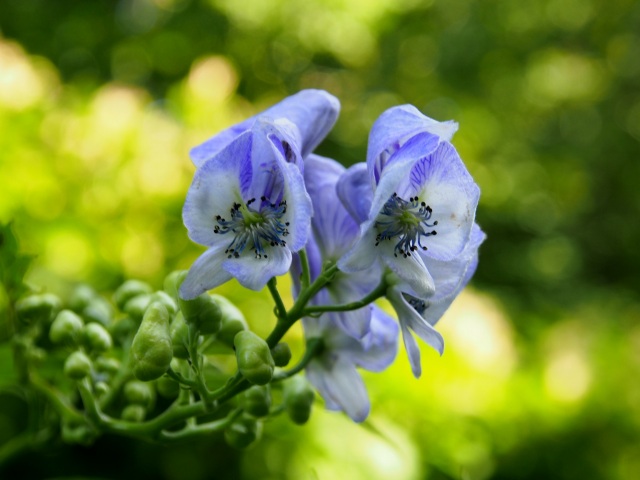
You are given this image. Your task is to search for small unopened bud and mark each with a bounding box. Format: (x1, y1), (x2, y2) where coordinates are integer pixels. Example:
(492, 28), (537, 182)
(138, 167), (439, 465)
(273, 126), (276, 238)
(50, 310), (84, 344)
(169, 311), (189, 359)
(283, 376), (315, 425)
(82, 297), (112, 326)
(64, 351), (92, 380)
(179, 294), (222, 335)
(95, 356), (120, 374)
(123, 294), (153, 322)
(124, 380), (155, 407)
(224, 415), (262, 449)
(156, 376), (180, 399)
(234, 331), (274, 386)
(68, 285), (96, 312)
(95, 381), (109, 397)
(270, 343), (292, 367)
(130, 303), (173, 381)
(212, 294), (248, 347)
(16, 293), (61, 324)
(151, 291), (177, 316)
(114, 280), (153, 311)
(242, 385), (271, 418)
(83, 323), (112, 352)
(121, 404), (146, 422)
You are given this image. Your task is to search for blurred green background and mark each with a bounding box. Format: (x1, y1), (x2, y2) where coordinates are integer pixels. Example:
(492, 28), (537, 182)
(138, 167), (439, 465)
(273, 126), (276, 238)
(1, 0), (639, 478)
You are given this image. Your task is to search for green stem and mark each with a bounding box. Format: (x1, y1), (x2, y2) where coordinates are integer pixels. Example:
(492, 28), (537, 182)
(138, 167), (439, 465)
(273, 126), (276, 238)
(267, 278), (287, 321)
(28, 373), (84, 423)
(158, 409), (242, 442)
(302, 279), (388, 316)
(298, 249), (311, 291)
(273, 338), (323, 381)
(99, 334), (134, 411)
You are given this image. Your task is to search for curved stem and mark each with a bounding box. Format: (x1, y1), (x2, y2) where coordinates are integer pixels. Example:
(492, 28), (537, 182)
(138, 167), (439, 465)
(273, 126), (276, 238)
(302, 279), (387, 316)
(267, 278), (287, 321)
(273, 338), (323, 381)
(298, 249), (311, 291)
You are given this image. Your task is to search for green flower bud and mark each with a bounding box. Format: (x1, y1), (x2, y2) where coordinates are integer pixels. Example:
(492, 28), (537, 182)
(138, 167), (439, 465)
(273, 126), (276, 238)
(270, 343), (292, 367)
(16, 293), (61, 324)
(224, 415), (262, 450)
(212, 294), (248, 347)
(124, 380), (155, 407)
(83, 323), (112, 352)
(234, 331), (274, 386)
(61, 418), (98, 445)
(68, 285), (96, 312)
(130, 302), (172, 381)
(114, 280), (153, 311)
(283, 376), (315, 425)
(242, 385), (271, 418)
(179, 294), (222, 335)
(169, 311), (189, 359)
(151, 291), (177, 316)
(64, 351), (92, 380)
(156, 376), (180, 399)
(82, 297), (112, 326)
(123, 294), (153, 322)
(95, 356), (120, 374)
(95, 381), (109, 397)
(121, 404), (146, 423)
(163, 270), (187, 302)
(109, 317), (136, 344)
(49, 309), (84, 344)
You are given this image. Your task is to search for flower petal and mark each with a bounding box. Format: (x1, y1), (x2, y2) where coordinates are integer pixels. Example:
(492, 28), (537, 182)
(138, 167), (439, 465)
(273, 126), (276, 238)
(336, 162), (373, 225)
(179, 243), (233, 299)
(400, 322), (422, 379)
(351, 306), (399, 372)
(222, 244), (292, 291)
(379, 242), (436, 298)
(337, 222), (379, 273)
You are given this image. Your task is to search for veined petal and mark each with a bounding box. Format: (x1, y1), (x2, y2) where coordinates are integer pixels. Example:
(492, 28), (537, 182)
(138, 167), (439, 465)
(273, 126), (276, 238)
(281, 158), (313, 252)
(223, 245), (292, 291)
(308, 358), (370, 423)
(182, 132), (252, 246)
(337, 223), (379, 273)
(350, 306), (398, 372)
(336, 163), (373, 225)
(179, 244), (233, 299)
(400, 322), (422, 379)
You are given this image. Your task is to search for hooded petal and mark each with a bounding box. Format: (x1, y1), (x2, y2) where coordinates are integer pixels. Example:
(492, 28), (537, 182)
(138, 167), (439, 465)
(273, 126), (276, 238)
(179, 243), (234, 299)
(367, 105), (456, 184)
(379, 241), (436, 298)
(349, 306), (399, 372)
(190, 89), (340, 168)
(223, 245), (292, 291)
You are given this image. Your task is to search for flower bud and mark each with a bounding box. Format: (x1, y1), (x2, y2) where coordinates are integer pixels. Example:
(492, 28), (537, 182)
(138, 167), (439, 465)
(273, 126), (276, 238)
(151, 291), (177, 316)
(124, 380), (155, 407)
(95, 381), (109, 397)
(16, 293), (61, 324)
(64, 351), (92, 380)
(95, 356), (120, 374)
(49, 310), (84, 344)
(83, 323), (112, 352)
(234, 331), (274, 386)
(283, 376), (315, 425)
(130, 302), (173, 381)
(123, 294), (153, 322)
(163, 270), (187, 302)
(270, 343), (292, 367)
(82, 297), (112, 326)
(114, 280), (153, 311)
(61, 419), (97, 445)
(156, 376), (180, 399)
(211, 294), (247, 347)
(169, 311), (189, 359)
(121, 404), (146, 423)
(224, 415), (262, 450)
(68, 285), (96, 312)
(242, 385), (271, 418)
(179, 294), (222, 335)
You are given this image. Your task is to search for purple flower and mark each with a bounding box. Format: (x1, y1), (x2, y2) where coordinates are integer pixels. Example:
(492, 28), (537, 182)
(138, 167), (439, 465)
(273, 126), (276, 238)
(179, 118), (313, 298)
(297, 154), (382, 339)
(304, 306), (398, 422)
(190, 90), (340, 170)
(338, 105), (480, 300)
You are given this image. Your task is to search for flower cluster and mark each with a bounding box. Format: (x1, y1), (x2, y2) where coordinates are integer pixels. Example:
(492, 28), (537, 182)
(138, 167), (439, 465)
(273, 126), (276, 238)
(181, 91), (484, 422)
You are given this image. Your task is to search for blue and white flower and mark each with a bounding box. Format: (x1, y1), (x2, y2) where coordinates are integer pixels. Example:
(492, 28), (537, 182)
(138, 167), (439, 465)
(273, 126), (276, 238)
(180, 118), (313, 298)
(338, 105), (480, 300)
(304, 307), (398, 422)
